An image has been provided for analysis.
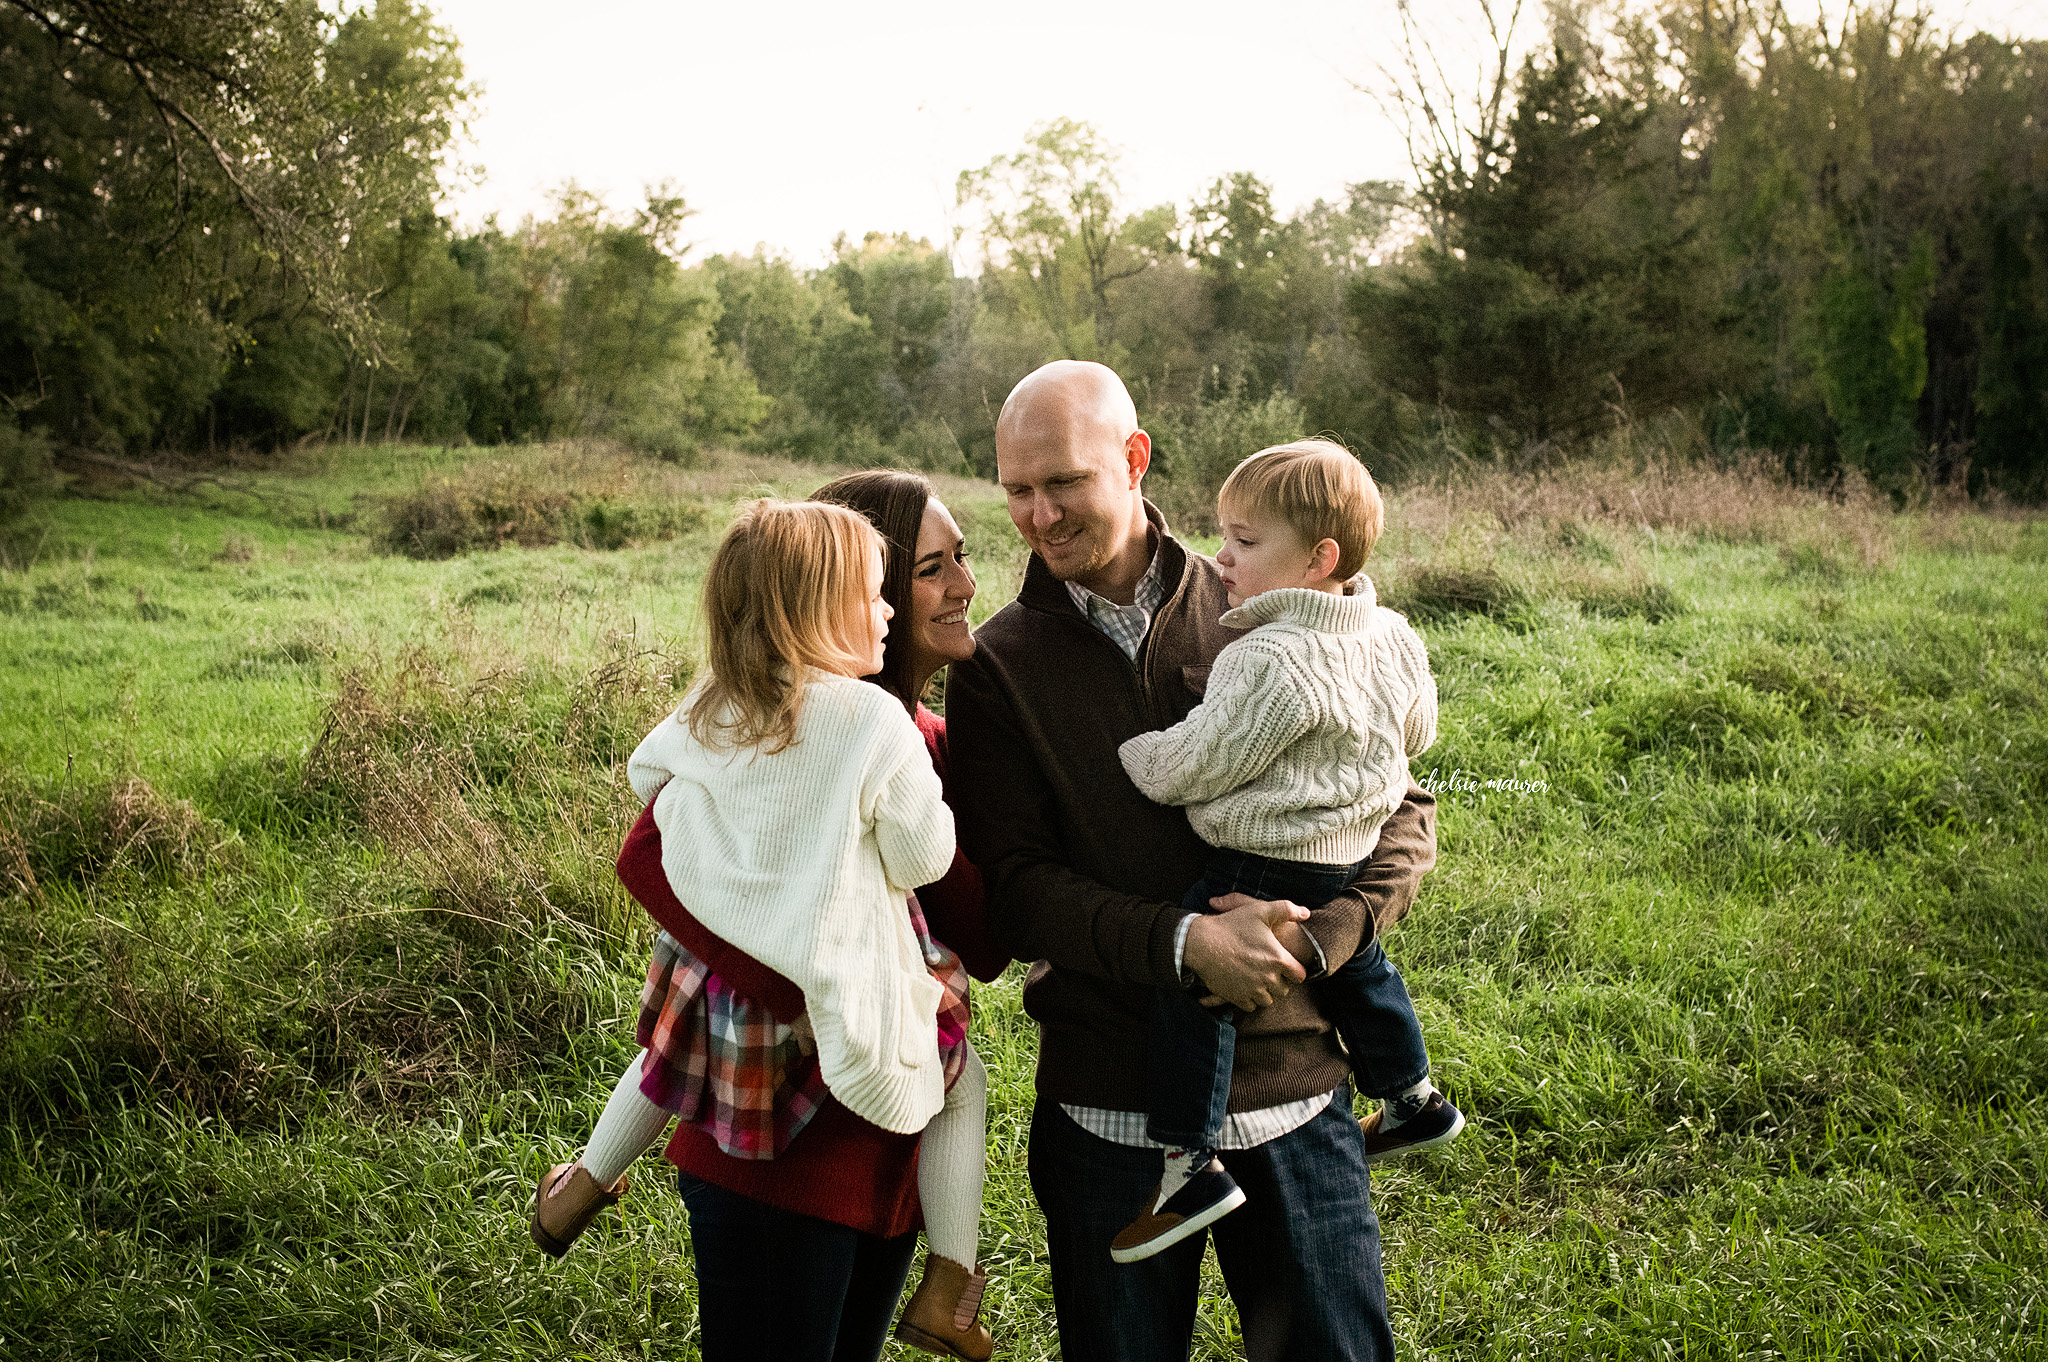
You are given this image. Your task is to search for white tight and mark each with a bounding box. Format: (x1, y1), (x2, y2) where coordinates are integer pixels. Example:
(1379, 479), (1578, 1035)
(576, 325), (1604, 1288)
(918, 1041), (987, 1268)
(580, 1055), (670, 1187)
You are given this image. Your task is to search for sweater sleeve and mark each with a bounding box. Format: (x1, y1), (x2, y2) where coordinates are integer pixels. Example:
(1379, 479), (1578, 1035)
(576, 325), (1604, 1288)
(626, 710), (684, 805)
(1116, 639), (1317, 808)
(870, 713), (957, 894)
(947, 648), (1184, 990)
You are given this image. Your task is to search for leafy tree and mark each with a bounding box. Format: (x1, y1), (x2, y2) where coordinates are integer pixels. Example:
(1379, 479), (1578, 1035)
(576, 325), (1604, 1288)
(1355, 46), (1725, 442)
(958, 119), (1172, 362)
(1808, 234), (1936, 487)
(827, 233), (954, 397)
(0, 0), (470, 451)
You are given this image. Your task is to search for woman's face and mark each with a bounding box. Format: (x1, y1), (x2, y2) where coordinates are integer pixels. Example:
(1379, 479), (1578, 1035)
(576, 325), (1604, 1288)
(901, 498), (977, 683)
(854, 541), (892, 677)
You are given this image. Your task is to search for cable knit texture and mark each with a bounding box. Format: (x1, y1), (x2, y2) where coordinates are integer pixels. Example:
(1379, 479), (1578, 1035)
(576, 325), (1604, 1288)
(1118, 577), (1437, 867)
(627, 673), (957, 1135)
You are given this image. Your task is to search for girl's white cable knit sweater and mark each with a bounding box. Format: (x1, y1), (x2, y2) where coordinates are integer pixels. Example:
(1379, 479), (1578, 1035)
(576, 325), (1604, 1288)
(627, 673), (957, 1135)
(1118, 577), (1438, 867)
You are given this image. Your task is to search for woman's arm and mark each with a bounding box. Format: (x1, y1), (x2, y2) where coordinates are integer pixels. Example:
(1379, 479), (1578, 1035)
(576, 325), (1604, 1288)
(615, 805), (806, 1020)
(916, 708), (1010, 983)
(917, 846), (1006, 982)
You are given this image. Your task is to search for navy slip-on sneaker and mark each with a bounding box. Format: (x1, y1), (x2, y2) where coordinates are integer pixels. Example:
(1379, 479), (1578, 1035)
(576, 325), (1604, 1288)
(1108, 1156), (1247, 1264)
(1359, 1092), (1465, 1164)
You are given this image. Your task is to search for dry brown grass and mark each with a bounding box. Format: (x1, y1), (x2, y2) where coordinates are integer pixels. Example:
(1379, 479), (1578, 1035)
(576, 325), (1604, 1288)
(0, 818), (33, 900)
(1390, 454), (1898, 570)
(0, 774), (234, 896)
(300, 631), (679, 943)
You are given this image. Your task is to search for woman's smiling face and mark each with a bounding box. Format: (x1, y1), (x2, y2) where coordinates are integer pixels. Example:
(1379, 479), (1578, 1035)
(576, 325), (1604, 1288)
(903, 497), (977, 681)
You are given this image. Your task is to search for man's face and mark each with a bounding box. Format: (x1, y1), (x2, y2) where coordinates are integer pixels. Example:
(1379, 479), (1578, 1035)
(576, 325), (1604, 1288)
(996, 424), (1148, 585)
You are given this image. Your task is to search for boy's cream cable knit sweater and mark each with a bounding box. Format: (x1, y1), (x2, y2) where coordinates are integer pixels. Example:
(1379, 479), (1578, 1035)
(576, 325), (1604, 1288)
(1118, 577), (1437, 868)
(627, 673), (957, 1135)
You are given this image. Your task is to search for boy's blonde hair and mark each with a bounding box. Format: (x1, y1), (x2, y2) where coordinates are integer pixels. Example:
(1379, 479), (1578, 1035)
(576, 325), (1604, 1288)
(686, 499), (883, 754)
(1218, 439), (1384, 580)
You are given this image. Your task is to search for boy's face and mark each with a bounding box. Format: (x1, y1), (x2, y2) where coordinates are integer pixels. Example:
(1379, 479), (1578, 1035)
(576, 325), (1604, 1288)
(1214, 505), (1337, 608)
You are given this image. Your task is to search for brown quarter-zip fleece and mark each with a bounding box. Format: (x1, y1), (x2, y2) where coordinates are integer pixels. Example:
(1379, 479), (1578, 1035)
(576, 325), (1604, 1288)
(947, 502), (1438, 1113)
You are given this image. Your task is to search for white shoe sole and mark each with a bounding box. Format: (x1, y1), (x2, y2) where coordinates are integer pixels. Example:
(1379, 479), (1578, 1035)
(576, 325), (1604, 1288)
(1363, 1106), (1466, 1165)
(1108, 1184), (1248, 1264)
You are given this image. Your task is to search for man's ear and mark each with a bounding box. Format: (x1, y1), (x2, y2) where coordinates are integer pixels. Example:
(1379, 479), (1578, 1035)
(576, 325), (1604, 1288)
(1125, 430), (1152, 487)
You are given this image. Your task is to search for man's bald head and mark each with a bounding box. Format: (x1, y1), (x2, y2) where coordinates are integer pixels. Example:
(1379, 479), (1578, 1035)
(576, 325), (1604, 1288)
(993, 361), (1155, 600)
(996, 360), (1141, 457)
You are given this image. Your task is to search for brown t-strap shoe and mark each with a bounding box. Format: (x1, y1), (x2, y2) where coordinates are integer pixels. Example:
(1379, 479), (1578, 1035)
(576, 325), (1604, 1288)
(894, 1253), (993, 1359)
(529, 1161), (627, 1258)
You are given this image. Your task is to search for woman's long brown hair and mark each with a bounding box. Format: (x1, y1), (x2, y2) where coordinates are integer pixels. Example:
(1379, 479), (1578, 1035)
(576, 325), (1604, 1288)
(684, 499), (882, 754)
(812, 469), (936, 712)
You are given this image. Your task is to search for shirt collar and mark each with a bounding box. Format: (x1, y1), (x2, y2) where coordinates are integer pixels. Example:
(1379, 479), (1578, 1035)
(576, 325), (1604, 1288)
(1064, 535), (1167, 617)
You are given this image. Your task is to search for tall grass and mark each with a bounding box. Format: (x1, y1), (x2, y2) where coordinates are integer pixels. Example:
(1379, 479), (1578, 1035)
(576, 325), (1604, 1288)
(2, 443), (2045, 1360)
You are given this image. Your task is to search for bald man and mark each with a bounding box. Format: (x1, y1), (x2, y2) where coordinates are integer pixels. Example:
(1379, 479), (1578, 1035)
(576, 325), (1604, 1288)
(946, 360), (1437, 1361)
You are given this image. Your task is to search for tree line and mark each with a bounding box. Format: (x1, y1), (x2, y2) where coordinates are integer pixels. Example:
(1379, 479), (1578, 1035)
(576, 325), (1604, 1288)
(3, 0), (2044, 520)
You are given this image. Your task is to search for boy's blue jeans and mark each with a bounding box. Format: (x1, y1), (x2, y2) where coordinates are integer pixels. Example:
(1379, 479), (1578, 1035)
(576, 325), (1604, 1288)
(1147, 849), (1431, 1150)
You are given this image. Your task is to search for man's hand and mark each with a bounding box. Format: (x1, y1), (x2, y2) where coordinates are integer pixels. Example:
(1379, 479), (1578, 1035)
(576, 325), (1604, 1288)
(1183, 895), (1311, 1011)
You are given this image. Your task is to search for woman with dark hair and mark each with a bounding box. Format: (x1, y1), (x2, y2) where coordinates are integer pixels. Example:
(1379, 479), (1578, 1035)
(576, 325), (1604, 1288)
(532, 470), (1005, 1362)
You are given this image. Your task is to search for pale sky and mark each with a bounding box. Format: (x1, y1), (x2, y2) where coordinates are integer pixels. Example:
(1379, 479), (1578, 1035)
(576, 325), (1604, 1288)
(432, 0), (2048, 267)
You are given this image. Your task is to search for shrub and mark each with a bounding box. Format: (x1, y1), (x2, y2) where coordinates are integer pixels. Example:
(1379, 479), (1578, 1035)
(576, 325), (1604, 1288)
(375, 449), (709, 559)
(0, 418), (57, 531)
(1, 775), (231, 894)
(1145, 388), (1312, 532)
(1382, 564), (1532, 622)
(1571, 574), (1684, 622)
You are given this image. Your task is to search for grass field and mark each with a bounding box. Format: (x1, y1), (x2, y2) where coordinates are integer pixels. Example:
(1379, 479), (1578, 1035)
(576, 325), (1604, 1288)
(3, 443), (2046, 1360)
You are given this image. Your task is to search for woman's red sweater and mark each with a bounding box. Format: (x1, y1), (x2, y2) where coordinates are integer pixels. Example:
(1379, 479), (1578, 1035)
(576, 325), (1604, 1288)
(612, 705), (1003, 1238)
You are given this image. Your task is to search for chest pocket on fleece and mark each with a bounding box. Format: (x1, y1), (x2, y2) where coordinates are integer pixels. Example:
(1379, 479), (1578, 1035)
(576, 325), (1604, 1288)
(1181, 664), (1212, 699)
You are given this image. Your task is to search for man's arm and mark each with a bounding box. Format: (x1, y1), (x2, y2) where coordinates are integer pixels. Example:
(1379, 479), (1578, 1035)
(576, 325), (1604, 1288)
(1300, 785), (1438, 971)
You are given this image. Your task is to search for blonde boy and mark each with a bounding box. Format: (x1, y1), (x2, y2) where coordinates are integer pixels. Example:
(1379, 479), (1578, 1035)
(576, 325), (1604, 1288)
(1107, 440), (1460, 1264)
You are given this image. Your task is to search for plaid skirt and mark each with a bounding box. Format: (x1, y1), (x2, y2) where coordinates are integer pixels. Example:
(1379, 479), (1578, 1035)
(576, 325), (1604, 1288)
(634, 890), (972, 1160)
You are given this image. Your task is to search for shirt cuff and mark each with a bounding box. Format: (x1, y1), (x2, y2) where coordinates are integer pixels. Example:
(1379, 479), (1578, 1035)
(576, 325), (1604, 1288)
(1173, 913), (1196, 982)
(1303, 928), (1330, 978)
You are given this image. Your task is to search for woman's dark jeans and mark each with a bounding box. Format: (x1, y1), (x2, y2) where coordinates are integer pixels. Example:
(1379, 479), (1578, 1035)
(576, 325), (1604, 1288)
(1146, 849), (1431, 1149)
(677, 1172), (918, 1362)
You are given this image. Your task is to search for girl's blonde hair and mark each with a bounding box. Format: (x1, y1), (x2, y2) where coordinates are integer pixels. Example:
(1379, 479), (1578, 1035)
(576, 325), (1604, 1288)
(685, 498), (883, 754)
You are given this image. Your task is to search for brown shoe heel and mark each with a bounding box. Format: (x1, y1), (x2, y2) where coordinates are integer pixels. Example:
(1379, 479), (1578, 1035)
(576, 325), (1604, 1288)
(893, 1253), (992, 1359)
(529, 1161), (627, 1258)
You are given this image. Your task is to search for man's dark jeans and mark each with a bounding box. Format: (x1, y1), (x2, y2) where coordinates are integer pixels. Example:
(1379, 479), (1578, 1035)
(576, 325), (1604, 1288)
(1029, 1093), (1394, 1362)
(1147, 849), (1430, 1149)
(677, 1171), (918, 1362)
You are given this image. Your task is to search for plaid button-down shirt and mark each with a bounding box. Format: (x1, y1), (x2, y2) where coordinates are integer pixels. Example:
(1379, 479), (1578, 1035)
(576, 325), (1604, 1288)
(1058, 542), (1334, 1149)
(1064, 545), (1170, 660)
